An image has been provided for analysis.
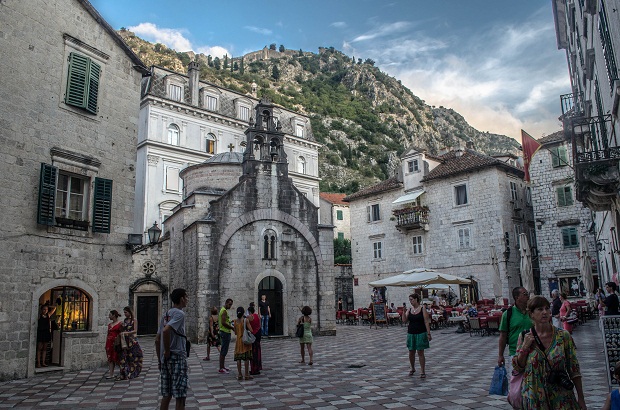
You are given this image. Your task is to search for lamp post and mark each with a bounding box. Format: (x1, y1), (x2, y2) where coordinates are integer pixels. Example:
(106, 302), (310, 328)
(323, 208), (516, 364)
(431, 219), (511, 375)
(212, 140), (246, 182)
(147, 222), (162, 245)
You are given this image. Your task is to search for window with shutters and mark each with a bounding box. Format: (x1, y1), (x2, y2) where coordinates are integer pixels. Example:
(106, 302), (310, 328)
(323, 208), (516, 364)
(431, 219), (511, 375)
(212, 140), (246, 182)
(454, 184), (468, 206)
(336, 210), (343, 220)
(557, 186), (574, 207)
(562, 227), (579, 248)
(164, 165), (181, 193)
(37, 162), (113, 233)
(412, 236), (423, 254)
(168, 84), (182, 102)
(457, 227), (471, 250)
(372, 241), (382, 259)
(408, 160), (419, 173)
(64, 52), (101, 114)
(337, 232), (344, 241)
(510, 181), (518, 201)
(551, 146), (569, 167)
(206, 95), (218, 111)
(367, 204), (381, 222)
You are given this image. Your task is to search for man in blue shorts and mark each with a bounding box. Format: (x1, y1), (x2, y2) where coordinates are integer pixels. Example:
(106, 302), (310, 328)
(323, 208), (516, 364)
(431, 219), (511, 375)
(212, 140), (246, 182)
(155, 288), (189, 410)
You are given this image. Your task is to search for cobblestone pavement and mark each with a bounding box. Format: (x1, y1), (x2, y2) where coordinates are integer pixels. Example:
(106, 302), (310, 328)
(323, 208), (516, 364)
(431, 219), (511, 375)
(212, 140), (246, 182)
(0, 320), (608, 409)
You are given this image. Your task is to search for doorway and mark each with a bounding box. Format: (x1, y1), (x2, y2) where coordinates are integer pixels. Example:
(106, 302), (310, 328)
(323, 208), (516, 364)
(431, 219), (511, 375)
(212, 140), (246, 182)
(258, 276), (283, 336)
(137, 296), (159, 335)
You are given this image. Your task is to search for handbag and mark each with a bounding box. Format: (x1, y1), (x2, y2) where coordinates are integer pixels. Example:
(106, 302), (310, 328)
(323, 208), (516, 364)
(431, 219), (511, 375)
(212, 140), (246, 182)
(565, 310), (578, 325)
(489, 364), (508, 396)
(296, 319), (305, 338)
(242, 319), (256, 345)
(507, 370), (524, 409)
(119, 334), (128, 350)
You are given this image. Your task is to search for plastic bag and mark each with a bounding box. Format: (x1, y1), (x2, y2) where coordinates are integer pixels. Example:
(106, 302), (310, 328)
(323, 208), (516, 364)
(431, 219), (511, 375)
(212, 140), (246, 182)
(489, 364), (508, 396)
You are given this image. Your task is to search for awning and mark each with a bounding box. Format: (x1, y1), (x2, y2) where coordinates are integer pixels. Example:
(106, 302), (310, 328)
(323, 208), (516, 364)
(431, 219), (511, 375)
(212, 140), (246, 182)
(392, 190), (425, 205)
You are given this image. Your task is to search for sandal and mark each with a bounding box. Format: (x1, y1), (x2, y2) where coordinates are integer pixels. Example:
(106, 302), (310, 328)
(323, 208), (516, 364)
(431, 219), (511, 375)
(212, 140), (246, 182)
(237, 375), (243, 380)
(420, 373), (426, 379)
(244, 375), (253, 380)
(203, 357), (210, 361)
(408, 370), (415, 376)
(299, 360), (305, 364)
(308, 362), (313, 365)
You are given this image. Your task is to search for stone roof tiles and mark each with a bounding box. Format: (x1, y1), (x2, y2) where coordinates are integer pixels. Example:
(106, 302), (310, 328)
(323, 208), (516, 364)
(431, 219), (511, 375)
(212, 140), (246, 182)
(538, 130), (567, 145)
(423, 149), (524, 182)
(343, 176), (402, 202)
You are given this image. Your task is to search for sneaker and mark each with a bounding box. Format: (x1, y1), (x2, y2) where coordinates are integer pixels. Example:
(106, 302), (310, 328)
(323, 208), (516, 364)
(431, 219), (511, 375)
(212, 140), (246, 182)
(224, 367), (230, 371)
(218, 368), (229, 374)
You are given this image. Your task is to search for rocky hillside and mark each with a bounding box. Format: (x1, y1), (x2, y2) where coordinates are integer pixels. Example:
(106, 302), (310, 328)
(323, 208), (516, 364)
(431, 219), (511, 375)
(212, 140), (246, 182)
(119, 30), (521, 193)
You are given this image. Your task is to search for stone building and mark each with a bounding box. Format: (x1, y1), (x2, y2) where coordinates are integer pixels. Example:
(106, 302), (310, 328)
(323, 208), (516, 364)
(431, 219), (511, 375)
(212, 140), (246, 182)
(135, 64), (321, 238)
(163, 99), (336, 341)
(319, 193), (351, 240)
(345, 146), (534, 307)
(529, 131), (597, 297)
(0, 0), (146, 379)
(552, 0), (620, 286)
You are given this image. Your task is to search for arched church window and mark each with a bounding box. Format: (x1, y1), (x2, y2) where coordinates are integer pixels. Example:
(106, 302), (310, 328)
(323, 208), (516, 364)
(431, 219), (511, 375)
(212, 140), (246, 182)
(206, 133), (216, 154)
(263, 229), (277, 259)
(298, 156), (306, 174)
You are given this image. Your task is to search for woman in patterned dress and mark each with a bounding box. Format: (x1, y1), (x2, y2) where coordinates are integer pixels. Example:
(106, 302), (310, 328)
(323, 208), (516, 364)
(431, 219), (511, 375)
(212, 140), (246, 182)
(105, 310), (122, 379)
(233, 306), (253, 380)
(117, 306), (143, 380)
(204, 307), (220, 361)
(512, 296), (586, 409)
(298, 306), (314, 365)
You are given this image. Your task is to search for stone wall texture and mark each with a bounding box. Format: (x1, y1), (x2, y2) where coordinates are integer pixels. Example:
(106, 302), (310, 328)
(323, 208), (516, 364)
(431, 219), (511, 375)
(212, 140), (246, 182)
(0, 0), (143, 379)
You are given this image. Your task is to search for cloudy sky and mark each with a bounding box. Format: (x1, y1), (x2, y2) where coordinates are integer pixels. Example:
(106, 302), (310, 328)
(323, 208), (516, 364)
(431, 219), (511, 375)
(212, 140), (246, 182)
(90, 0), (569, 141)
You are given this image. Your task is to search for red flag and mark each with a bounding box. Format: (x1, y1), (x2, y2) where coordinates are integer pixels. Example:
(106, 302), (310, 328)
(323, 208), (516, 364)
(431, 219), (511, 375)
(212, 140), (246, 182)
(521, 130), (541, 182)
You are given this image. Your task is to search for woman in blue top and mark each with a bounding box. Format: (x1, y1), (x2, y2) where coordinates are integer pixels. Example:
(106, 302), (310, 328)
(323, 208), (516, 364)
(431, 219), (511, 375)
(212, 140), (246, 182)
(402, 293), (432, 378)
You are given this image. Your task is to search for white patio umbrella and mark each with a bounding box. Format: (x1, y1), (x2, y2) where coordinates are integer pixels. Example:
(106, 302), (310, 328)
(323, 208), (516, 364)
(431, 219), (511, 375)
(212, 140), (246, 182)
(519, 233), (535, 294)
(490, 245), (502, 303)
(580, 235), (595, 302)
(369, 268), (470, 287)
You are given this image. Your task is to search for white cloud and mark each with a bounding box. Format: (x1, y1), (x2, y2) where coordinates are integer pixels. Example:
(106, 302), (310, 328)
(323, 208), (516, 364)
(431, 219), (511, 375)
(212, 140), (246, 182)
(128, 22), (230, 58)
(244, 26), (273, 35)
(331, 21), (347, 28)
(129, 22), (192, 51)
(351, 21), (412, 43)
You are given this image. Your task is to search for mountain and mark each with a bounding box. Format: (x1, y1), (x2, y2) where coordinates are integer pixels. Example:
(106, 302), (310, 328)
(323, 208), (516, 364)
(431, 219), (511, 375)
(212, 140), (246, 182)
(119, 30), (522, 193)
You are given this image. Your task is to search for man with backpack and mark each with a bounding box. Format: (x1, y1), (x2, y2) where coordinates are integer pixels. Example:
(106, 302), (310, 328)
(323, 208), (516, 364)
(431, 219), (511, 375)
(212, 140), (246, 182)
(497, 287), (531, 377)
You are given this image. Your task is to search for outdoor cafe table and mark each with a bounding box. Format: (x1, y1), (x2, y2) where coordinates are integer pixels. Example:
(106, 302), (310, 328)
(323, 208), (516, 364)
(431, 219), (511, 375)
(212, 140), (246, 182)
(387, 312), (401, 325)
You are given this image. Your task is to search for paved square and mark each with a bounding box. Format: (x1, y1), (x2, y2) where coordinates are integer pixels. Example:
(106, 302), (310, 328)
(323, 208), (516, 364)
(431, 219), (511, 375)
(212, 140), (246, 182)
(0, 320), (608, 409)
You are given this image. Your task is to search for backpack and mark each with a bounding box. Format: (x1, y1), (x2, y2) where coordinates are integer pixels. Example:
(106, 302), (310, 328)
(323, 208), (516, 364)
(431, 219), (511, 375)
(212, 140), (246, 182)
(504, 306), (513, 346)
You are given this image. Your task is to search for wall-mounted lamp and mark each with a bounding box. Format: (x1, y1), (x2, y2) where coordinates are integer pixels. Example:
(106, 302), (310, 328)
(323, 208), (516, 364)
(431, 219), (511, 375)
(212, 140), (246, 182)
(573, 123), (591, 135)
(126, 222), (162, 253)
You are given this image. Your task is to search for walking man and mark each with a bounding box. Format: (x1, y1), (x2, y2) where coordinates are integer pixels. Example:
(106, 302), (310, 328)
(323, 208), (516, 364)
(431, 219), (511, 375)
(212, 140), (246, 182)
(498, 287), (531, 378)
(259, 294), (271, 336)
(155, 288), (189, 410)
(218, 298), (234, 373)
(551, 289), (562, 328)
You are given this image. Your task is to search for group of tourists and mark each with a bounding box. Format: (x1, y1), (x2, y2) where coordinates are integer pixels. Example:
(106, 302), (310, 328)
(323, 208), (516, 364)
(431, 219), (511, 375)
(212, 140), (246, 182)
(104, 306), (144, 381)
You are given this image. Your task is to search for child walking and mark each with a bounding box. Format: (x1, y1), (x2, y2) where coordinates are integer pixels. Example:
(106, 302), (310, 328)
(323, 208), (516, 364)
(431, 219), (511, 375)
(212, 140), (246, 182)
(233, 306), (253, 380)
(298, 306), (314, 365)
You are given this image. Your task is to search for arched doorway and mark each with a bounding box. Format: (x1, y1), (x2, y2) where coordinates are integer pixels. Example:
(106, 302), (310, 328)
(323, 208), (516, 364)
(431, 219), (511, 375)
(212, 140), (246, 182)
(129, 276), (167, 336)
(258, 276), (283, 336)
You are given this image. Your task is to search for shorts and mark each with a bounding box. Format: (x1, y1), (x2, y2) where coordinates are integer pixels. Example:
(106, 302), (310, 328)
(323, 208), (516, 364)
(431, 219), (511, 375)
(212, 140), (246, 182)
(407, 333), (429, 351)
(159, 354), (188, 398)
(219, 331), (231, 357)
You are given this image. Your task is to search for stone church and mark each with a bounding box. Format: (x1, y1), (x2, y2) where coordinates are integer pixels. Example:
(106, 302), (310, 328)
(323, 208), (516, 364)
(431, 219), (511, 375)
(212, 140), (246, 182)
(164, 99), (336, 341)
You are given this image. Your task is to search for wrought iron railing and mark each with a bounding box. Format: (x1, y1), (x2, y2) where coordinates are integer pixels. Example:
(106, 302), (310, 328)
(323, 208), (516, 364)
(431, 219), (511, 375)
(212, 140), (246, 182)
(393, 209), (429, 228)
(572, 114), (619, 163)
(560, 92), (584, 117)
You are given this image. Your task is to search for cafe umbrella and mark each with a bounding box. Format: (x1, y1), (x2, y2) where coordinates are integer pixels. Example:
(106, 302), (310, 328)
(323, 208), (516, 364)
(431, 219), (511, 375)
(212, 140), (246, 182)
(579, 234), (594, 302)
(369, 268), (471, 287)
(519, 233), (535, 294)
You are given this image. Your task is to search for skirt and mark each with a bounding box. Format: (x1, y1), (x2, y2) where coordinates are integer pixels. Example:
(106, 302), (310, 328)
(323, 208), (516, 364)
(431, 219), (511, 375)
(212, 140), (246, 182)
(407, 332), (429, 351)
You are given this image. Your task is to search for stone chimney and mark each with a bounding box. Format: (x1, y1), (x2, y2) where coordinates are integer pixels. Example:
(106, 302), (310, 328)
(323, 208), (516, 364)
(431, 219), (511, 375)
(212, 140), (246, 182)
(187, 61), (200, 106)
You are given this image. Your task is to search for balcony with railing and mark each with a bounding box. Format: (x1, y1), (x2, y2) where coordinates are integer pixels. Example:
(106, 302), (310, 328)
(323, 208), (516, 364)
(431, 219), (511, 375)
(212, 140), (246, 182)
(393, 206), (429, 231)
(570, 114), (620, 210)
(560, 92), (584, 118)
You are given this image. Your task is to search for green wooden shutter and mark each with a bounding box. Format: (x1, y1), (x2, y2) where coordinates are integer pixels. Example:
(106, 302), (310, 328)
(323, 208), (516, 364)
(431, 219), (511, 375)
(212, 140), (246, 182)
(92, 178), (113, 233)
(556, 187), (566, 206)
(65, 53), (89, 109)
(86, 60), (100, 114)
(37, 163), (57, 225)
(551, 147), (560, 167)
(336, 210), (343, 220)
(65, 53), (99, 114)
(558, 146), (568, 166)
(565, 186), (574, 206)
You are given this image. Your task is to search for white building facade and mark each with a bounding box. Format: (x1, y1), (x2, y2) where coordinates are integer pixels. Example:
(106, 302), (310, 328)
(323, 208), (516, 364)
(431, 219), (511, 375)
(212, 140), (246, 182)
(346, 147), (533, 307)
(135, 63), (321, 237)
(552, 0), (620, 286)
